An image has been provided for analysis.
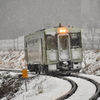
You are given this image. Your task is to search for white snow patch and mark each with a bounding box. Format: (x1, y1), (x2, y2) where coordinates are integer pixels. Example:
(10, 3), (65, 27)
(11, 75), (71, 100)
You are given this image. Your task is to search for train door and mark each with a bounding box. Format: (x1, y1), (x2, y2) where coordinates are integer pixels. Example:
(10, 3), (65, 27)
(45, 34), (58, 71)
(58, 34), (69, 61)
(46, 35), (58, 63)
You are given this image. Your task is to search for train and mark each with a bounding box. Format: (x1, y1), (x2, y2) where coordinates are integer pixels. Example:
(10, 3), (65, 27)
(24, 24), (83, 74)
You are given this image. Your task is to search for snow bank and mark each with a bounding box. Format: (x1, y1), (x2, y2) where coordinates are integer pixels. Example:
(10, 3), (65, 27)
(82, 50), (100, 75)
(11, 75), (71, 100)
(0, 50), (26, 69)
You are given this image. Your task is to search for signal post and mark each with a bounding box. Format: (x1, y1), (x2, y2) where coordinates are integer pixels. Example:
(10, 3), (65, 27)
(22, 69), (28, 92)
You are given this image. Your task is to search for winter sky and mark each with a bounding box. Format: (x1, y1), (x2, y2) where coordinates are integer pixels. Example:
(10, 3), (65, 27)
(0, 0), (100, 39)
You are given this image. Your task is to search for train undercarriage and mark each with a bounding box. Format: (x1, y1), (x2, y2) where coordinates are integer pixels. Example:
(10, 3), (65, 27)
(27, 61), (81, 75)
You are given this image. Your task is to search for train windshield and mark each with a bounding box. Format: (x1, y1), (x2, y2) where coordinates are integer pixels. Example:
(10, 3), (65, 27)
(59, 35), (68, 50)
(46, 35), (57, 50)
(70, 32), (82, 48)
(58, 35), (69, 60)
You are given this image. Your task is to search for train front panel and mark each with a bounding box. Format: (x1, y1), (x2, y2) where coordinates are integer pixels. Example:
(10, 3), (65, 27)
(69, 28), (83, 71)
(57, 27), (83, 72)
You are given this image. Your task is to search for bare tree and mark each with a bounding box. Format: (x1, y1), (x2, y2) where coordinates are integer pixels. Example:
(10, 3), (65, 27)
(82, 21), (100, 50)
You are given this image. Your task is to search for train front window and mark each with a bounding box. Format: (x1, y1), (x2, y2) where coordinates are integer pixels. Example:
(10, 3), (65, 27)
(70, 32), (82, 48)
(59, 35), (68, 50)
(58, 35), (69, 60)
(46, 35), (57, 50)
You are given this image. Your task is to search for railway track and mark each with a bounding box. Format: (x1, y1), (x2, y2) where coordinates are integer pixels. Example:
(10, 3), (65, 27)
(55, 77), (77, 100)
(70, 74), (100, 100)
(56, 74), (100, 100)
(0, 69), (100, 100)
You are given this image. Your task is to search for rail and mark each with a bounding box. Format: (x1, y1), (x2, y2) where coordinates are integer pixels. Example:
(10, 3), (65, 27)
(55, 77), (77, 100)
(71, 74), (100, 100)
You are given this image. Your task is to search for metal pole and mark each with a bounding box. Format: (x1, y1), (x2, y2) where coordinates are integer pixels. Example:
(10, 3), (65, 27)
(25, 79), (27, 92)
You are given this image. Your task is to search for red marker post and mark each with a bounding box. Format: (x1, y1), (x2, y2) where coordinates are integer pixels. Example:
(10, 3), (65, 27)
(22, 69), (28, 92)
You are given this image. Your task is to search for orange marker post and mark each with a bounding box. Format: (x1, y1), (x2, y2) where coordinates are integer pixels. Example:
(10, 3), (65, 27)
(22, 69), (28, 78)
(22, 69), (28, 92)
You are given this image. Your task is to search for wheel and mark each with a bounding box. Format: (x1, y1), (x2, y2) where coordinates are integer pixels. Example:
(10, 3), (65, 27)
(44, 66), (48, 74)
(35, 66), (38, 74)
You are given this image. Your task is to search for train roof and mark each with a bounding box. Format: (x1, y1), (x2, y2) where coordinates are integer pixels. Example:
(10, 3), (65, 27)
(45, 27), (81, 33)
(25, 26), (81, 38)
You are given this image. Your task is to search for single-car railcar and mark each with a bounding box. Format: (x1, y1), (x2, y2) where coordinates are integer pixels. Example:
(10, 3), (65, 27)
(24, 25), (82, 74)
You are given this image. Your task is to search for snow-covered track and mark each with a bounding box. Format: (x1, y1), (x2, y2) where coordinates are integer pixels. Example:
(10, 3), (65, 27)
(71, 74), (100, 100)
(55, 77), (77, 100)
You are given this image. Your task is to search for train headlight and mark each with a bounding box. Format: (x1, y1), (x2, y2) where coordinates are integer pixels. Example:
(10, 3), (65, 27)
(57, 27), (69, 34)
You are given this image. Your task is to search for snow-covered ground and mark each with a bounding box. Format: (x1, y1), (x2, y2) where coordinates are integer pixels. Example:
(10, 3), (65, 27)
(0, 72), (99, 100)
(0, 50), (100, 75)
(11, 75), (71, 100)
(66, 76), (96, 100)
(0, 72), (71, 100)
(0, 50), (100, 100)
(0, 50), (26, 69)
(82, 50), (100, 75)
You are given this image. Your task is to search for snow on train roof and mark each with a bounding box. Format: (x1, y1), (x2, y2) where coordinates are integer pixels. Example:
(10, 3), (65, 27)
(45, 28), (56, 36)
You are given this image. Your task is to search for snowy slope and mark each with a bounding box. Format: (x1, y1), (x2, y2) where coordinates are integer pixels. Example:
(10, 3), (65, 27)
(11, 76), (71, 100)
(82, 50), (100, 75)
(0, 50), (100, 75)
(0, 50), (26, 69)
(0, 72), (71, 100)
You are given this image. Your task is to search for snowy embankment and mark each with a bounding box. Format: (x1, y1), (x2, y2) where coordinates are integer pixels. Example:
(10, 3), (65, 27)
(0, 50), (26, 69)
(11, 75), (71, 100)
(82, 50), (100, 75)
(0, 72), (71, 100)
(0, 50), (100, 75)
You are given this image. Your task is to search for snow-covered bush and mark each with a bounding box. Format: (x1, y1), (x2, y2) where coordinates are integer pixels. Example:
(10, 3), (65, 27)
(82, 50), (100, 75)
(0, 50), (27, 69)
(0, 72), (23, 100)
